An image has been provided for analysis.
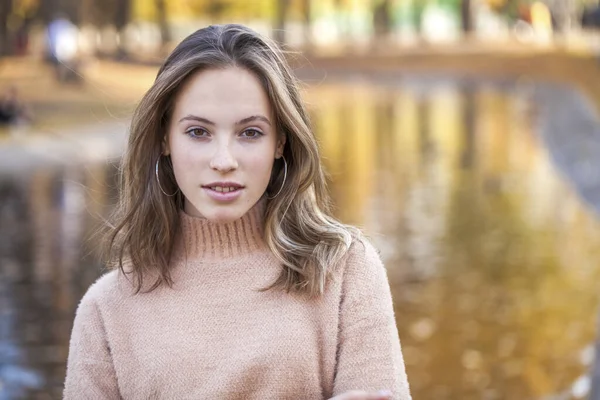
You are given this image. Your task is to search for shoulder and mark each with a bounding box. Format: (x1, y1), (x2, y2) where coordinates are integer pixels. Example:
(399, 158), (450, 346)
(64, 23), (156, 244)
(345, 232), (384, 269)
(334, 232), (386, 283)
(76, 269), (125, 315)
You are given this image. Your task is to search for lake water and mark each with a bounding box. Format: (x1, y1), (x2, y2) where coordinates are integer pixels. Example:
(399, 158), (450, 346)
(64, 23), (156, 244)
(1, 77), (599, 399)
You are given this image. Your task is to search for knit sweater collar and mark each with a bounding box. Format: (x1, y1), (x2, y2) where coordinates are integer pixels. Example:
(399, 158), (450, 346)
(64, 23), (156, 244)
(176, 197), (268, 261)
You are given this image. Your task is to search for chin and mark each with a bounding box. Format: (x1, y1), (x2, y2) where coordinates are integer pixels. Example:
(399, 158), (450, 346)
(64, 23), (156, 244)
(195, 204), (246, 224)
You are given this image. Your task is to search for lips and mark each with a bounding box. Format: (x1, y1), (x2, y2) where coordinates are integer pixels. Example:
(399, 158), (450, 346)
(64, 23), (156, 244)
(202, 182), (245, 202)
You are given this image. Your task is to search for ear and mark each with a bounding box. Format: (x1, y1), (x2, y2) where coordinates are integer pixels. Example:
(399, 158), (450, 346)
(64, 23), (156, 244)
(275, 134), (286, 159)
(161, 134), (170, 156)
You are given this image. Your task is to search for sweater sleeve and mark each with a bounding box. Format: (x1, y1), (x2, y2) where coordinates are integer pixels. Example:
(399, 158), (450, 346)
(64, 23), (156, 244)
(63, 289), (121, 399)
(332, 238), (411, 399)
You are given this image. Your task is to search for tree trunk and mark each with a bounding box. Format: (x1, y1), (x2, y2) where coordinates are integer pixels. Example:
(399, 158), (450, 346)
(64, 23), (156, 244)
(115, 0), (131, 59)
(155, 0), (171, 51)
(461, 0), (473, 34)
(302, 0), (312, 50)
(115, 0), (131, 31)
(63, 0), (81, 25)
(274, 0), (290, 45)
(373, 0), (392, 38)
(0, 0), (11, 56)
(79, 0), (94, 26)
(37, 0), (57, 24)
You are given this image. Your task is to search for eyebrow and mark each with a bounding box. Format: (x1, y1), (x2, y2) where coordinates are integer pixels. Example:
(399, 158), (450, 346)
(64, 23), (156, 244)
(178, 114), (271, 126)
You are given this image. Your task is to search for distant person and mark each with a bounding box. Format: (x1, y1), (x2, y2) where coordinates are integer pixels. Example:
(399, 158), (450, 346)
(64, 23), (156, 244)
(46, 14), (79, 82)
(63, 24), (411, 400)
(0, 86), (31, 125)
(14, 20), (30, 55)
(582, 6), (600, 29)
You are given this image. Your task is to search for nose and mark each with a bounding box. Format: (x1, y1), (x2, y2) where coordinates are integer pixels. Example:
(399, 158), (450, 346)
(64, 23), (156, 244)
(209, 141), (238, 173)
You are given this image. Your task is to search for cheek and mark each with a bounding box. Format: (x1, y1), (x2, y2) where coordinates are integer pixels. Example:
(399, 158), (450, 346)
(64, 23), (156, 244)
(246, 152), (275, 180)
(170, 143), (199, 182)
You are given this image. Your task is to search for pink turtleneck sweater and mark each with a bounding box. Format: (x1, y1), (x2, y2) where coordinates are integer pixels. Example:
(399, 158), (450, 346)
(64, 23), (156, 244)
(63, 200), (411, 399)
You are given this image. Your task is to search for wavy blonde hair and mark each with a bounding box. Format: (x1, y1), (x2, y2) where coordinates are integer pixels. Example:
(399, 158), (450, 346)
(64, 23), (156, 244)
(102, 24), (358, 297)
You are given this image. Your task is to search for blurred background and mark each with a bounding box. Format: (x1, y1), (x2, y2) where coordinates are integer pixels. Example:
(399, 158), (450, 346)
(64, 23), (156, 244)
(1, 0), (600, 399)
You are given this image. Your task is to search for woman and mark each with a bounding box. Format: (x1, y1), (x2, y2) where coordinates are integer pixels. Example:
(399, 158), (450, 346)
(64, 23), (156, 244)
(64, 24), (411, 400)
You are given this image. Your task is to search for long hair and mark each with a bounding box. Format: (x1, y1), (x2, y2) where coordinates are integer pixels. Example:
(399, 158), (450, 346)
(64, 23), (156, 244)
(102, 24), (358, 297)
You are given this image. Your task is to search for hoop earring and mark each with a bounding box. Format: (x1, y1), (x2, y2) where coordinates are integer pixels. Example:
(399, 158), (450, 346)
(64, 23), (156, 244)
(267, 156), (287, 199)
(155, 156), (179, 197)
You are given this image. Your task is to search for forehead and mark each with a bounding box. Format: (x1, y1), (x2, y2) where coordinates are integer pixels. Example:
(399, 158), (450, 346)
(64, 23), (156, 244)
(172, 66), (272, 120)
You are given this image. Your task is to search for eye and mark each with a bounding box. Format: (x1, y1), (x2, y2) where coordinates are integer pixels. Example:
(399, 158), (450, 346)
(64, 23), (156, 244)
(241, 129), (263, 139)
(185, 127), (209, 139)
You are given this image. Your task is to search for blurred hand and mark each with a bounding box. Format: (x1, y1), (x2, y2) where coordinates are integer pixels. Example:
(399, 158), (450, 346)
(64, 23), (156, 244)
(328, 390), (393, 400)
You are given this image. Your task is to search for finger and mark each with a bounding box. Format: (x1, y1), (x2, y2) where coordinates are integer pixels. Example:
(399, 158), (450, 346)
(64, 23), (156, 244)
(329, 390), (393, 400)
(368, 390), (393, 400)
(329, 391), (369, 400)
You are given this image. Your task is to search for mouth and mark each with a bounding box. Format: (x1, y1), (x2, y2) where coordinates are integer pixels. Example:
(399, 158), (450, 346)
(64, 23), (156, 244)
(202, 182), (244, 192)
(203, 185), (243, 193)
(201, 183), (245, 202)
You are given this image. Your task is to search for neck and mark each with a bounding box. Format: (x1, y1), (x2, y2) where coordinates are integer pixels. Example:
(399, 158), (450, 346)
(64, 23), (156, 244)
(174, 197), (268, 261)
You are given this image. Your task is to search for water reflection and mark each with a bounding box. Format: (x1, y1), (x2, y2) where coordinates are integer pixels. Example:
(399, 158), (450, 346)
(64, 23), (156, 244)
(0, 163), (118, 398)
(2, 78), (600, 399)
(307, 79), (600, 399)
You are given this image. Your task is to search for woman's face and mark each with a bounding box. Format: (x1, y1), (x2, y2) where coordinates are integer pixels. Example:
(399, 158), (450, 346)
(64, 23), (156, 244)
(165, 66), (285, 223)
